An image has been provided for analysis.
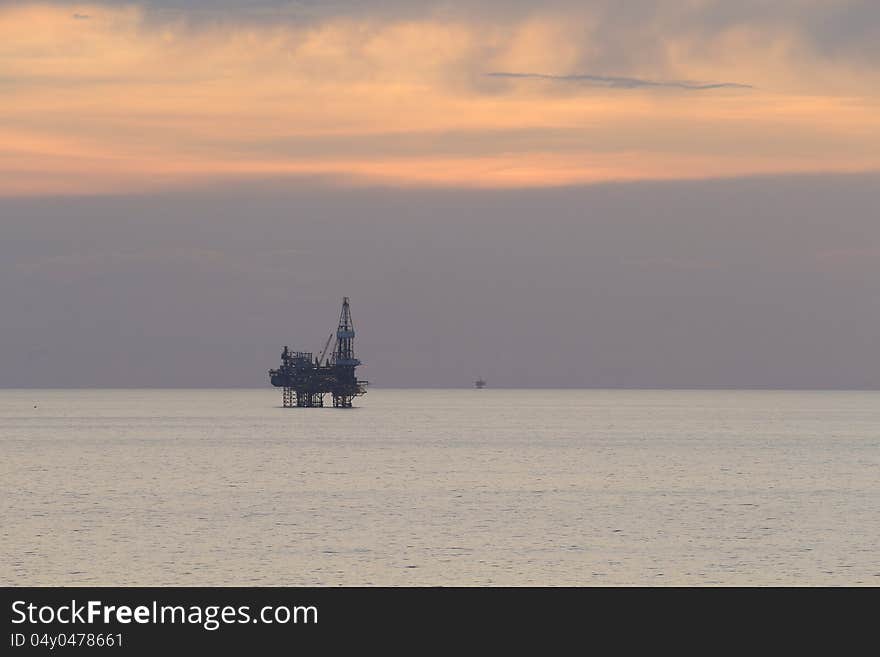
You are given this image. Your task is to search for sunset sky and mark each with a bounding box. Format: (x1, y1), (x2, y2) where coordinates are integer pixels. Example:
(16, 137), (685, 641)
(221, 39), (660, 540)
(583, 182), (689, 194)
(3, 1), (880, 195)
(2, 1), (879, 388)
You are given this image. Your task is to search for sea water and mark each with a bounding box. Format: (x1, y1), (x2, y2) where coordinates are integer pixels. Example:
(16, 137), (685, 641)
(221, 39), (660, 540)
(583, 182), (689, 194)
(1, 388), (878, 585)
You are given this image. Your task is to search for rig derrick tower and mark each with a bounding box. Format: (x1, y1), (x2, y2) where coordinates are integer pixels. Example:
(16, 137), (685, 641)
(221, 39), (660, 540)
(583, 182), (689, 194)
(268, 297), (368, 408)
(330, 296), (361, 407)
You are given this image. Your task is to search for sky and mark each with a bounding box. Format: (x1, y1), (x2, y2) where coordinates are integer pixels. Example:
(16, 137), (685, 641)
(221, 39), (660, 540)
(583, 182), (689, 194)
(1, 1), (879, 387)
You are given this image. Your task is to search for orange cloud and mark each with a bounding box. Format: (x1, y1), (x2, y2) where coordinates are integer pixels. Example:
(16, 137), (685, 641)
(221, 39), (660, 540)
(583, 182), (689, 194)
(1, 3), (879, 195)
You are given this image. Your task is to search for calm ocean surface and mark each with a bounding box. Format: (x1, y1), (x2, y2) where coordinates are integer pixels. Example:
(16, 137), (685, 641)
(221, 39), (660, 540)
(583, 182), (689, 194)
(1, 388), (878, 586)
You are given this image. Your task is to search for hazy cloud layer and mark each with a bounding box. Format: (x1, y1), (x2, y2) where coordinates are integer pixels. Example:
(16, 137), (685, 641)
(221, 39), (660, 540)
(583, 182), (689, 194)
(2, 175), (879, 388)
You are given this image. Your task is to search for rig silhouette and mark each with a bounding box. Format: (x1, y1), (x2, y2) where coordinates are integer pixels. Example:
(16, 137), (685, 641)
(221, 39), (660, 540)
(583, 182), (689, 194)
(269, 297), (368, 408)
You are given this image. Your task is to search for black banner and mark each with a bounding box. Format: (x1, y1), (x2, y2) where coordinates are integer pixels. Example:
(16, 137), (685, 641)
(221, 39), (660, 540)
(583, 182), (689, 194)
(1, 587), (870, 653)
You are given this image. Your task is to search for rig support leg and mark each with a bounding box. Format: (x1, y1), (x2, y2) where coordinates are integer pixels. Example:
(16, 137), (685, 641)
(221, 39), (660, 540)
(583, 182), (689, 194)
(296, 391), (325, 407)
(332, 393), (354, 408)
(283, 387), (294, 408)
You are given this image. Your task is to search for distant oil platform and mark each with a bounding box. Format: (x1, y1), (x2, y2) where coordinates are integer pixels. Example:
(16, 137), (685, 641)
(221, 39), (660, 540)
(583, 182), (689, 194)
(474, 377), (487, 389)
(269, 297), (368, 408)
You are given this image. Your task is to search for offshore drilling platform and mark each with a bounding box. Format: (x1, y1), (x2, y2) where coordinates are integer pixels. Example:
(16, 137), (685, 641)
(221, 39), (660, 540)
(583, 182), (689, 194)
(268, 297), (368, 408)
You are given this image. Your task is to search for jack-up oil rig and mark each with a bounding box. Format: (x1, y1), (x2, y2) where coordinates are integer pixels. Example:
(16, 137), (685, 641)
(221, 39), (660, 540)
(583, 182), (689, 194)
(268, 297), (368, 408)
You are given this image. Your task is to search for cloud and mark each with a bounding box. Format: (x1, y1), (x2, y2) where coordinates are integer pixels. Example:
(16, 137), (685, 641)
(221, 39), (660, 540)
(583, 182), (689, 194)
(487, 72), (752, 90)
(27, 2), (880, 69)
(0, 2), (879, 195)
